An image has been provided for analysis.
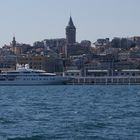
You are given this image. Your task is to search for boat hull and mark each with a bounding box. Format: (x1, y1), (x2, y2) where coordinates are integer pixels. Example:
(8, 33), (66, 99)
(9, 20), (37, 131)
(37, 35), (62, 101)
(0, 77), (69, 86)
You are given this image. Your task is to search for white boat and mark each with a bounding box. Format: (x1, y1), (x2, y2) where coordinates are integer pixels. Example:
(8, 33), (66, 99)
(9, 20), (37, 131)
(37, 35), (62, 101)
(0, 64), (70, 85)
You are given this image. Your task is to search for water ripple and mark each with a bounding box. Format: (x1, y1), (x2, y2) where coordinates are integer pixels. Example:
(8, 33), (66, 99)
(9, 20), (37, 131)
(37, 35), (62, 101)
(0, 85), (139, 139)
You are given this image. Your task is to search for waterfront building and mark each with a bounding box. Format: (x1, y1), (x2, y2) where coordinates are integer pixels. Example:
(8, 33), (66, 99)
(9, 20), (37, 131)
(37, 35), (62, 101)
(0, 55), (16, 71)
(17, 55), (63, 73)
(64, 69), (82, 77)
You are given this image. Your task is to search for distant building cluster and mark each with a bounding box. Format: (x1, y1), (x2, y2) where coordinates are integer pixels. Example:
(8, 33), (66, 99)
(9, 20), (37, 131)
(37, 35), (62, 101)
(1, 17), (140, 76)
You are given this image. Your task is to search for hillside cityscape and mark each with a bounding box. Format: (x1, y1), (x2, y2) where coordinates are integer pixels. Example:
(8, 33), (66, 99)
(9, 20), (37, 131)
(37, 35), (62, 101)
(1, 16), (140, 77)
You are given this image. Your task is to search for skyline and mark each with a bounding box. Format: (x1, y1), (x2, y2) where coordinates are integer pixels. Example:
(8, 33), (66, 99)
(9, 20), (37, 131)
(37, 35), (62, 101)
(0, 0), (140, 46)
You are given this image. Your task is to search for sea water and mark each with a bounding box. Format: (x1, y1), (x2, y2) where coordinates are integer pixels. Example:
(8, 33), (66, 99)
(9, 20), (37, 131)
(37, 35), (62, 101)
(0, 85), (139, 140)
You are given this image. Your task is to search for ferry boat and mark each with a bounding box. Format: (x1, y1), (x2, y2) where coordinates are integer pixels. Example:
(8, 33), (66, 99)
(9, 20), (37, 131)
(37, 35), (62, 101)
(0, 64), (70, 85)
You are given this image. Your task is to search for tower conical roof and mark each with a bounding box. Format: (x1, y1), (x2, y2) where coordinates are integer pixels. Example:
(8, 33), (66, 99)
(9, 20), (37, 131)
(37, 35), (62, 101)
(68, 16), (75, 27)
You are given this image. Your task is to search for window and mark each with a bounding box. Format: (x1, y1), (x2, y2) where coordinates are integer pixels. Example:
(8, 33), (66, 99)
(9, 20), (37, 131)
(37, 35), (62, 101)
(115, 73), (118, 76)
(132, 73), (135, 76)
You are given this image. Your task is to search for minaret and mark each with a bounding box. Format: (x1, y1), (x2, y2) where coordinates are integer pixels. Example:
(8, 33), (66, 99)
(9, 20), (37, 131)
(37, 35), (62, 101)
(66, 16), (76, 45)
(11, 36), (21, 55)
(12, 36), (16, 47)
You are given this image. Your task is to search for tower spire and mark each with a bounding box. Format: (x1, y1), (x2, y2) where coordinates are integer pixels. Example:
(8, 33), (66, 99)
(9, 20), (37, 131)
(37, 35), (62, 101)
(68, 16), (75, 27)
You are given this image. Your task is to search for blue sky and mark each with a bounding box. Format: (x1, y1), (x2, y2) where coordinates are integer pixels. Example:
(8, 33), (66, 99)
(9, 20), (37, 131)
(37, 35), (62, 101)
(0, 0), (140, 46)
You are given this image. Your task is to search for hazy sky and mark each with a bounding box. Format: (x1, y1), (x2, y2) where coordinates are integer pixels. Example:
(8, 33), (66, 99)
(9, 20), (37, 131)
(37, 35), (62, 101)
(0, 0), (140, 46)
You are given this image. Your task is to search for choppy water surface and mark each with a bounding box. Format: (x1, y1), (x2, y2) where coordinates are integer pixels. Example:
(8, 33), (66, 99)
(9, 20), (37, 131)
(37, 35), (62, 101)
(0, 85), (140, 140)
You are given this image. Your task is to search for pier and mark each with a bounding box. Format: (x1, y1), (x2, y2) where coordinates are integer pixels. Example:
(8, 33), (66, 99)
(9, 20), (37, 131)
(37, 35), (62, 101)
(68, 76), (140, 85)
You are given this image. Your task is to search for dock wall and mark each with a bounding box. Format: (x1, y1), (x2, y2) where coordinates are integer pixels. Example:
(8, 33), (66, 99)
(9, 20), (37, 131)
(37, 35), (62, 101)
(68, 76), (140, 85)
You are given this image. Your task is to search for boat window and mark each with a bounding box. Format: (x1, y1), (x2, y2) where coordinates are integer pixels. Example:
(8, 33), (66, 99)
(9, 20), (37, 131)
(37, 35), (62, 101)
(7, 72), (19, 74)
(0, 79), (6, 81)
(39, 74), (55, 77)
(34, 71), (44, 73)
(22, 72), (31, 73)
